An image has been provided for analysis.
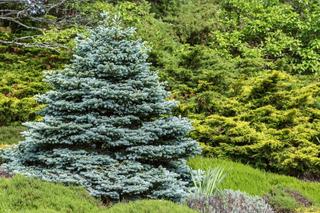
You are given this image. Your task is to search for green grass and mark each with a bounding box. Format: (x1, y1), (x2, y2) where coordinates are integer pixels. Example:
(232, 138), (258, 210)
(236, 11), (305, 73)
(107, 200), (196, 213)
(189, 156), (320, 211)
(0, 175), (195, 213)
(0, 175), (103, 213)
(0, 125), (25, 146)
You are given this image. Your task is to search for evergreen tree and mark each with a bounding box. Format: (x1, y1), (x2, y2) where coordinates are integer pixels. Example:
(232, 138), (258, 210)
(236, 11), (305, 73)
(0, 22), (200, 201)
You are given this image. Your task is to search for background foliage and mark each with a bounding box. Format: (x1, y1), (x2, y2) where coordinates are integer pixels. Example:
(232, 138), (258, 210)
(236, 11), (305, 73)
(0, 0), (319, 178)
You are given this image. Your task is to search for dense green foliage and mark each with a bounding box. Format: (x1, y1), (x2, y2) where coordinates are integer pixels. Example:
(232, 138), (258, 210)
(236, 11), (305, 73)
(0, 38), (70, 125)
(1, 0), (319, 211)
(189, 157), (320, 211)
(0, 0), (319, 177)
(155, 0), (320, 177)
(191, 71), (320, 177)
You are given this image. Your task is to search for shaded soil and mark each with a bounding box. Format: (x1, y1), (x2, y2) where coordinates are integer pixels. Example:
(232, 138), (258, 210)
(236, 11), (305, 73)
(285, 189), (312, 207)
(264, 187), (313, 213)
(299, 173), (320, 183)
(0, 169), (12, 178)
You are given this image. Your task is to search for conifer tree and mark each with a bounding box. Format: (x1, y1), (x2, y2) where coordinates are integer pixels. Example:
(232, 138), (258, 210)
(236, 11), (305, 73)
(0, 21), (200, 201)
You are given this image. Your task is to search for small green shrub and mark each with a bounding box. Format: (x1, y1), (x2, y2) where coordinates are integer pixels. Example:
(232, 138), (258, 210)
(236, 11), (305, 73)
(191, 168), (225, 197)
(0, 95), (42, 126)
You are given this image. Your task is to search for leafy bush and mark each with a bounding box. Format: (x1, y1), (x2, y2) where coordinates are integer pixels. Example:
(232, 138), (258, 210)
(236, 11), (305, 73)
(190, 71), (320, 177)
(216, 0), (320, 75)
(187, 189), (274, 213)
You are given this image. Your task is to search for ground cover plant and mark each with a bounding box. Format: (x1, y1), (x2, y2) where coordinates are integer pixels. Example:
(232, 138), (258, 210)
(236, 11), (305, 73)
(187, 189), (274, 213)
(189, 157), (320, 212)
(0, 175), (103, 213)
(0, 175), (196, 213)
(106, 200), (197, 213)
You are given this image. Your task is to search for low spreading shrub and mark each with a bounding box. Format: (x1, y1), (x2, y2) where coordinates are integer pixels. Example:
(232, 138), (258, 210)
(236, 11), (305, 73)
(187, 189), (274, 213)
(0, 45), (66, 126)
(190, 71), (320, 178)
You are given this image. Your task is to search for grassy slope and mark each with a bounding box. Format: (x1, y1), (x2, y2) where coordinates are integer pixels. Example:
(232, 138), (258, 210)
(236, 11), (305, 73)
(107, 200), (196, 213)
(189, 156), (320, 210)
(0, 175), (102, 213)
(1, 128), (320, 211)
(0, 176), (195, 213)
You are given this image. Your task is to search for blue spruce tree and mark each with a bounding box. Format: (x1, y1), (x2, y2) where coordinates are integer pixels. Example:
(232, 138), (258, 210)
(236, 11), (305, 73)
(0, 23), (200, 201)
